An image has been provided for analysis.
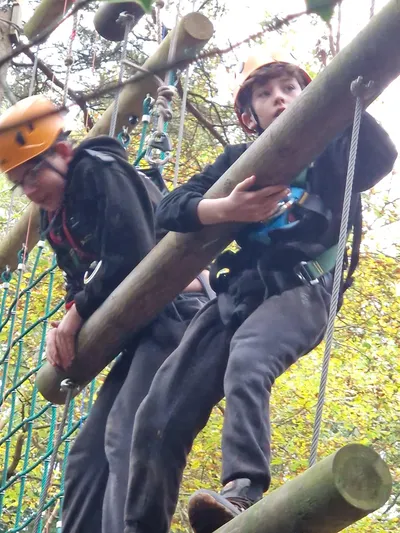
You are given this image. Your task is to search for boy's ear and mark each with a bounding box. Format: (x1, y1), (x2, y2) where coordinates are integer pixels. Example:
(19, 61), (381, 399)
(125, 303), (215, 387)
(241, 110), (257, 132)
(53, 140), (73, 160)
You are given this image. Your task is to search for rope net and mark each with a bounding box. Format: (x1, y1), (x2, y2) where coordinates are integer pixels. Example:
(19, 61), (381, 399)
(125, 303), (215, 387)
(0, 238), (102, 533)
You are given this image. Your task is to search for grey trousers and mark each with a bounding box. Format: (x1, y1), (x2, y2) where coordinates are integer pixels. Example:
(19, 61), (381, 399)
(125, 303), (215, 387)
(61, 293), (207, 533)
(123, 281), (331, 533)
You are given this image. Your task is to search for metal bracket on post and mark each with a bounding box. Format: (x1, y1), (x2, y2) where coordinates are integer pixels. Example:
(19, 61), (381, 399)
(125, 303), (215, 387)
(9, 2), (22, 45)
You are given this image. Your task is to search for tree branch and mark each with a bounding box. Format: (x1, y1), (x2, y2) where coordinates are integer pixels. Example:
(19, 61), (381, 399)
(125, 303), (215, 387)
(6, 433), (24, 479)
(176, 79), (227, 147)
(23, 48), (93, 129)
(44, 502), (60, 533)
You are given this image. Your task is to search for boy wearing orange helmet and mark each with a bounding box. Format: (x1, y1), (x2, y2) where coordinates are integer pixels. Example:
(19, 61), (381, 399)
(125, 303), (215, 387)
(118, 54), (397, 533)
(0, 95), (212, 533)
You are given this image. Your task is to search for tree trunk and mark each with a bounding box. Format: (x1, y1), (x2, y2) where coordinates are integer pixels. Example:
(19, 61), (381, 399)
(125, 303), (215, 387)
(35, 0), (400, 405)
(0, 6), (12, 106)
(215, 444), (392, 533)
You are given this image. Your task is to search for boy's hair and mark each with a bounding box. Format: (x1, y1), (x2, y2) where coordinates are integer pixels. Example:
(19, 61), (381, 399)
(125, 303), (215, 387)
(237, 62), (308, 114)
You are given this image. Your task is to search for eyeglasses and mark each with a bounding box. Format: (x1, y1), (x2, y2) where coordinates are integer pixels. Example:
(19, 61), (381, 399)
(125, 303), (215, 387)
(11, 158), (49, 192)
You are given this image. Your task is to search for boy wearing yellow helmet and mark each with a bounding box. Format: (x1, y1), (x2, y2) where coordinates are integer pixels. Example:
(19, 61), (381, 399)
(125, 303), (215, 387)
(117, 53), (397, 533)
(0, 95), (212, 533)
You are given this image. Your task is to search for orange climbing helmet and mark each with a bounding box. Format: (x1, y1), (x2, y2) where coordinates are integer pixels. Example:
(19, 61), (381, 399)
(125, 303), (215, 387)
(0, 95), (65, 173)
(233, 51), (312, 132)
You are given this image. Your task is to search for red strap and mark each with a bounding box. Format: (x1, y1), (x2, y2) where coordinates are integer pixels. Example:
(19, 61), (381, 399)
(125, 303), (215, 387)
(48, 208), (96, 261)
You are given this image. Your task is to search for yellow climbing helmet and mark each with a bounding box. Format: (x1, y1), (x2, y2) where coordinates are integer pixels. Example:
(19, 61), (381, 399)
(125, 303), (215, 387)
(0, 95), (65, 173)
(233, 51), (312, 132)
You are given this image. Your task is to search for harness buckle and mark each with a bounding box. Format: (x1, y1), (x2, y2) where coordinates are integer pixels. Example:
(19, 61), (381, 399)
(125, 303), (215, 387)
(294, 261), (320, 286)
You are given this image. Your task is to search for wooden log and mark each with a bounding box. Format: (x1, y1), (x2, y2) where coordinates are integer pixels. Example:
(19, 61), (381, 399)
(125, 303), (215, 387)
(24, 0), (75, 40)
(86, 12), (214, 138)
(0, 205), (41, 273)
(215, 444), (392, 533)
(0, 12), (213, 282)
(36, 0), (400, 404)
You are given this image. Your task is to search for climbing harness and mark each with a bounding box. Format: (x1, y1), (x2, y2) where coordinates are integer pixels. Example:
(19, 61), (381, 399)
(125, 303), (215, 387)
(308, 76), (376, 467)
(210, 166), (336, 294)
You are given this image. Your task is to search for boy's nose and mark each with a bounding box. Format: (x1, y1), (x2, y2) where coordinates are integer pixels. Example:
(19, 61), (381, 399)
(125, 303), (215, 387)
(22, 182), (38, 197)
(274, 93), (285, 105)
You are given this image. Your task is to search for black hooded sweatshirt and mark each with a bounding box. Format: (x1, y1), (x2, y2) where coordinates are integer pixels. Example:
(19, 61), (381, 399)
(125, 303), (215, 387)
(40, 135), (162, 320)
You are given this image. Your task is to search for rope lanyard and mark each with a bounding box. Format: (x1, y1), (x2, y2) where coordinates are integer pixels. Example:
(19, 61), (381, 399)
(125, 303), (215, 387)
(308, 76), (376, 467)
(109, 12), (135, 138)
(173, 66), (190, 188)
(144, 2), (180, 168)
(63, 9), (78, 106)
(173, 0), (198, 182)
(28, 46), (40, 97)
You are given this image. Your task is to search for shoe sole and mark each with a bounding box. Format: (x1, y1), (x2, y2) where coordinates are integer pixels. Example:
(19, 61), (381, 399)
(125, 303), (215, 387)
(188, 491), (241, 533)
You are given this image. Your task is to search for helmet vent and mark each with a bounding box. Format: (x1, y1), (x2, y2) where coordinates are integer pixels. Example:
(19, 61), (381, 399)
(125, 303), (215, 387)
(15, 131), (26, 146)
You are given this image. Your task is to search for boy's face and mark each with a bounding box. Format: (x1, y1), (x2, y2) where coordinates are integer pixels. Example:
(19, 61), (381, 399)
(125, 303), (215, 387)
(7, 141), (73, 212)
(241, 75), (303, 132)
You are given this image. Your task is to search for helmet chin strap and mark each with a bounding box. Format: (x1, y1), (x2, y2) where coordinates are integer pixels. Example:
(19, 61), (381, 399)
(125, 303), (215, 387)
(41, 158), (67, 180)
(249, 104), (264, 136)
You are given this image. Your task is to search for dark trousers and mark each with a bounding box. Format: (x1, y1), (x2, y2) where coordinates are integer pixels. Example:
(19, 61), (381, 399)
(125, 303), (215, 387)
(124, 281), (331, 533)
(61, 294), (207, 533)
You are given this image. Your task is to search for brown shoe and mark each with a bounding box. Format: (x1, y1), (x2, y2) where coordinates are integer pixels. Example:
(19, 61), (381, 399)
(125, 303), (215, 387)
(188, 478), (260, 533)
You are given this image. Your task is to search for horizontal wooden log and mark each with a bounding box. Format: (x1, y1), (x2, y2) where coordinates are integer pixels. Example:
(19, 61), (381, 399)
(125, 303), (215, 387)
(24, 0), (75, 40)
(216, 444), (392, 533)
(0, 205), (41, 273)
(87, 12), (214, 137)
(35, 0), (400, 403)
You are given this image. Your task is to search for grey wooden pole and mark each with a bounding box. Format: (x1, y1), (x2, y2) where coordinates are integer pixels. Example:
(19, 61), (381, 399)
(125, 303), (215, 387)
(87, 12), (214, 138)
(215, 444), (392, 533)
(24, 0), (75, 40)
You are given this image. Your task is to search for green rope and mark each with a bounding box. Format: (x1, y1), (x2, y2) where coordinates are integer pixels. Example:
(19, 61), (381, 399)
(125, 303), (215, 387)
(133, 95), (153, 167)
